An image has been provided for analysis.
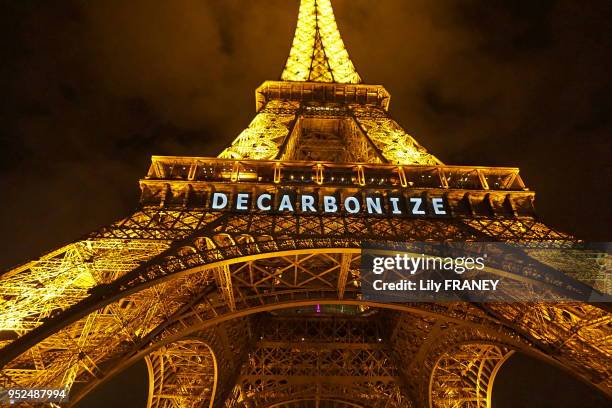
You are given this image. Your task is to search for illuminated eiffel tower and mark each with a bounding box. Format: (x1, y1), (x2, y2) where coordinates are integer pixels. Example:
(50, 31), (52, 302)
(0, 1), (610, 407)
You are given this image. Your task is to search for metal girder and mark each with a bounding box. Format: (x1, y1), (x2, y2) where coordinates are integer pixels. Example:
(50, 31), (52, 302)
(386, 312), (521, 407)
(0, 213), (577, 353)
(1, 217), (609, 402)
(217, 101), (441, 165)
(336, 254), (353, 300)
(227, 315), (410, 408)
(219, 101), (300, 161)
(281, 0), (361, 84)
(428, 343), (513, 408)
(145, 318), (253, 408)
(214, 265), (236, 312)
(351, 106), (441, 165)
(0, 213), (482, 367)
(146, 339), (216, 408)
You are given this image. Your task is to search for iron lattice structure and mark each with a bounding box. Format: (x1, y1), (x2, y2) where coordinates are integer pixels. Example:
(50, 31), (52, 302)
(0, 1), (610, 407)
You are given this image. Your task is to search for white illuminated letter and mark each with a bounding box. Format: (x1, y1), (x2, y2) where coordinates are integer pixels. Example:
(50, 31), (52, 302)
(256, 194), (272, 211)
(365, 197), (383, 214)
(389, 197), (402, 214)
(409, 197), (425, 215)
(301, 195), (317, 212)
(211, 192), (228, 210)
(323, 196), (338, 213)
(278, 194), (294, 212)
(236, 193), (249, 210)
(344, 196), (360, 214)
(432, 197), (446, 215)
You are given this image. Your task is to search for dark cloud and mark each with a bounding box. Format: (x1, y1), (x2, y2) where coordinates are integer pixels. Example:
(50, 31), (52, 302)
(338, 0), (612, 237)
(0, 0), (296, 266)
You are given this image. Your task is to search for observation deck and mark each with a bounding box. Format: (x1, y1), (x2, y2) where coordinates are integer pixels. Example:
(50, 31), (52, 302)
(141, 156), (534, 217)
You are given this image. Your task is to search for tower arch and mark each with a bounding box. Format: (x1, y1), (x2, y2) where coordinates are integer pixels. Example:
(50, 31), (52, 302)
(428, 343), (513, 408)
(145, 338), (217, 408)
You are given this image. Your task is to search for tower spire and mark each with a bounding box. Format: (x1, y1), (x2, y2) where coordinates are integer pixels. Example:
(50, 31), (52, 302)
(281, 0), (361, 83)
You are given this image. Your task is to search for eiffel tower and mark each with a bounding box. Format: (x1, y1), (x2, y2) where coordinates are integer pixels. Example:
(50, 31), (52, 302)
(0, 1), (610, 407)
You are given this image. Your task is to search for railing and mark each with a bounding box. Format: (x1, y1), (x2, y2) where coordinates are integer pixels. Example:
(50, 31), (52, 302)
(145, 156), (527, 192)
(255, 80), (391, 112)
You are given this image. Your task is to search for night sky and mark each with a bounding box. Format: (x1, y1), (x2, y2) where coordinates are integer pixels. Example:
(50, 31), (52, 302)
(0, 0), (610, 406)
